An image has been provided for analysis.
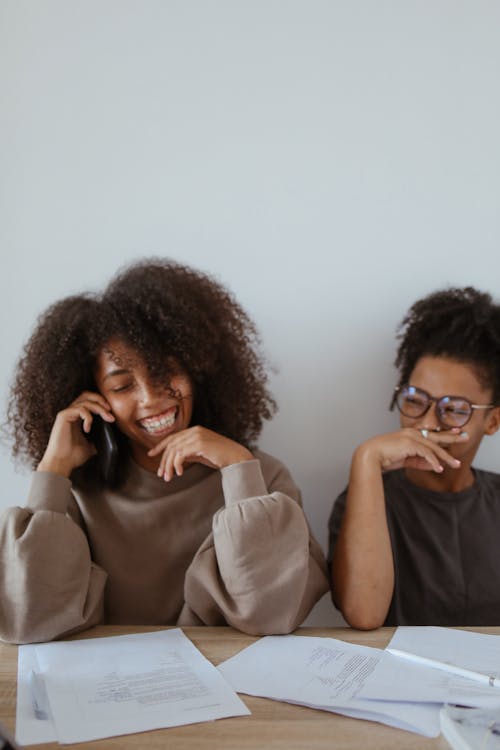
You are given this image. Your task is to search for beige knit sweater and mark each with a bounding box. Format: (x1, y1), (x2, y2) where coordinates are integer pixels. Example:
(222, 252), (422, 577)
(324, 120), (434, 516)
(0, 451), (328, 643)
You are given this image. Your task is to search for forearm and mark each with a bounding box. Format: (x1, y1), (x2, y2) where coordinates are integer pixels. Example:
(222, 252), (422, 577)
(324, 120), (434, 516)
(0, 472), (107, 643)
(185, 459), (328, 634)
(213, 494), (327, 633)
(332, 447), (394, 629)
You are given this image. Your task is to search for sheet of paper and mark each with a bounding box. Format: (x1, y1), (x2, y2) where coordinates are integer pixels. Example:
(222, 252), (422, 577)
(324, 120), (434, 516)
(32, 628), (249, 743)
(218, 635), (440, 737)
(16, 645), (57, 745)
(390, 627), (500, 674)
(360, 627), (500, 708)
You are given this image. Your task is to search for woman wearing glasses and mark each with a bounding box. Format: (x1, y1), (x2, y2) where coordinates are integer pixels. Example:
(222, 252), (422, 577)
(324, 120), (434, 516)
(329, 287), (500, 629)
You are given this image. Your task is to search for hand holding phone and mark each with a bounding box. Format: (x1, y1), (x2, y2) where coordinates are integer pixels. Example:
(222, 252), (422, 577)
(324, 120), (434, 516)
(38, 392), (112, 477)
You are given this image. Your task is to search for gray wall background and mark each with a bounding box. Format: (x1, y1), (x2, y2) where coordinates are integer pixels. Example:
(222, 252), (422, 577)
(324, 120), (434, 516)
(1, 1), (500, 625)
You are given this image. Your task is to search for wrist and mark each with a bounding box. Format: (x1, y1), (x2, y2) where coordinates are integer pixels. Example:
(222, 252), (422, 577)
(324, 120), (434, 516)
(37, 457), (74, 478)
(220, 457), (267, 503)
(352, 442), (384, 471)
(220, 447), (254, 469)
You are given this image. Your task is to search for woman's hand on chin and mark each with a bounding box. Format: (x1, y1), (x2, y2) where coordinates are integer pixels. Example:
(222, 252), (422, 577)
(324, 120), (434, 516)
(147, 425), (254, 482)
(355, 427), (468, 475)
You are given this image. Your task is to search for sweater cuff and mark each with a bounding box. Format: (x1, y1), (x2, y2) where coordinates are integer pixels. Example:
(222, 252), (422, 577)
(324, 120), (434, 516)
(26, 471), (73, 513)
(220, 459), (268, 505)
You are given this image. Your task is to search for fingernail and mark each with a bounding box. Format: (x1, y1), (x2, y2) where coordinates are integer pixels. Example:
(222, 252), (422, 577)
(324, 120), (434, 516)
(454, 459), (461, 466)
(436, 465), (443, 472)
(460, 432), (468, 437)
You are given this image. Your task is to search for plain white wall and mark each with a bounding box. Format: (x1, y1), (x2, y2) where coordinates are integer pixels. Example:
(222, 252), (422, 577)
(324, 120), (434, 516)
(1, 1), (500, 626)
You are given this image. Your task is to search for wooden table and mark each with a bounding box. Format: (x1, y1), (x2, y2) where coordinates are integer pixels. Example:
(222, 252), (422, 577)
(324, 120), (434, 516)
(2, 625), (497, 750)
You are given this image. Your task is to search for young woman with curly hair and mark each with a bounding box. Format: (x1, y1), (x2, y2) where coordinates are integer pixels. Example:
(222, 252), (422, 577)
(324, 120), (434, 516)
(329, 287), (500, 629)
(0, 259), (328, 643)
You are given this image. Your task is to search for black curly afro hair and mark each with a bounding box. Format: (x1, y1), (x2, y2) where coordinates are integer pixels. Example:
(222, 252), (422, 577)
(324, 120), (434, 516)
(395, 286), (500, 402)
(7, 258), (276, 469)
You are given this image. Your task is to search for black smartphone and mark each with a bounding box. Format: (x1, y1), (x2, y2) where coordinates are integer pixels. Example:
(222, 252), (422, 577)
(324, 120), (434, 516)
(88, 417), (120, 486)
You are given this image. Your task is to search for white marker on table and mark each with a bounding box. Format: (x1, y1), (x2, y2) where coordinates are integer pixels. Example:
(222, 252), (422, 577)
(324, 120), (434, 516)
(388, 648), (500, 688)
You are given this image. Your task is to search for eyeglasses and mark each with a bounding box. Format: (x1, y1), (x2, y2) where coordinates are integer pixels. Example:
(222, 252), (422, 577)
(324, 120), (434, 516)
(391, 385), (496, 428)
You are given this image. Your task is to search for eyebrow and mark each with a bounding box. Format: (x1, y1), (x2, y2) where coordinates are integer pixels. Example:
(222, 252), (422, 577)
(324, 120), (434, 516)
(102, 368), (131, 381)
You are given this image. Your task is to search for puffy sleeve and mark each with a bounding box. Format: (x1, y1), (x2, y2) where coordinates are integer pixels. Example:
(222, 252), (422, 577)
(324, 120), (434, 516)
(182, 456), (329, 634)
(0, 471), (107, 644)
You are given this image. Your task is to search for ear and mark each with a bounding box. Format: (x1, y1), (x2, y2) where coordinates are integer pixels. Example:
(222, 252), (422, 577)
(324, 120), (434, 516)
(484, 406), (500, 436)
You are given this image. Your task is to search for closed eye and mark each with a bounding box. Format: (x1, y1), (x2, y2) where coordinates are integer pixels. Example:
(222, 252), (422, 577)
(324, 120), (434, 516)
(404, 396), (427, 407)
(110, 383), (133, 393)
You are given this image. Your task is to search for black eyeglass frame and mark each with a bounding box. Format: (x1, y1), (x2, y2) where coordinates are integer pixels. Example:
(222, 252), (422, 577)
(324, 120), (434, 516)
(390, 385), (496, 428)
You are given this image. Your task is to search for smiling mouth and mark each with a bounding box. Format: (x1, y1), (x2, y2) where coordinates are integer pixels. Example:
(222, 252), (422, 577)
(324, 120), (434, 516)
(139, 407), (178, 434)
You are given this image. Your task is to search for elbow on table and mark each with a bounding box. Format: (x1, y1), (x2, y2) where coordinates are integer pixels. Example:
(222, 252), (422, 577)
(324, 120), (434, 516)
(337, 599), (388, 631)
(0, 621), (46, 645)
(231, 611), (298, 637)
(331, 571), (391, 631)
(228, 597), (304, 636)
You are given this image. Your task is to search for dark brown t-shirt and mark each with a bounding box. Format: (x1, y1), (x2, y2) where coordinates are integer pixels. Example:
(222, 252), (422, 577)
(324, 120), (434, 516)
(328, 468), (500, 626)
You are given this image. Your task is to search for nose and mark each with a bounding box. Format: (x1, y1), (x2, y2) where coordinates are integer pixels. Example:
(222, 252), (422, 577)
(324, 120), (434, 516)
(415, 401), (442, 431)
(136, 378), (162, 405)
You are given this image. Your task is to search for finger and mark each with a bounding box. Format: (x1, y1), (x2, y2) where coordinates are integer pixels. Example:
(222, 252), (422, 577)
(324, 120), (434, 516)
(417, 443), (460, 470)
(67, 406), (112, 434)
(157, 447), (169, 479)
(422, 438), (462, 466)
(420, 430), (469, 445)
(405, 456), (443, 472)
(174, 451), (185, 477)
(409, 432), (463, 464)
(149, 440), (169, 457)
(71, 407), (94, 434)
(72, 391), (112, 409)
(412, 447), (444, 473)
(157, 444), (175, 480)
(71, 400), (115, 422)
(148, 431), (189, 457)
(163, 450), (177, 482)
(150, 436), (182, 459)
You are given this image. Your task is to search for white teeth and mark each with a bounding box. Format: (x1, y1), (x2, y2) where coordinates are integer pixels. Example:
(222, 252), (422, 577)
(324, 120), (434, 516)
(141, 410), (176, 433)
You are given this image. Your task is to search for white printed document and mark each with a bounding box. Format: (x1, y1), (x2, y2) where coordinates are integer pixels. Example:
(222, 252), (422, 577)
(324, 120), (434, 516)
(218, 634), (440, 736)
(360, 627), (500, 708)
(17, 629), (249, 744)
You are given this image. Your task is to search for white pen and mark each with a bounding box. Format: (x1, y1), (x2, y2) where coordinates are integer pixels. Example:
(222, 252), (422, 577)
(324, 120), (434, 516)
(387, 648), (500, 689)
(28, 670), (50, 720)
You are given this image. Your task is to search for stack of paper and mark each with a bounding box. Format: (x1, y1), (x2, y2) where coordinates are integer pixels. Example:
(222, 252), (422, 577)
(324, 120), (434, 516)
(18, 625), (500, 744)
(16, 629), (249, 745)
(218, 634), (441, 736)
(218, 627), (500, 739)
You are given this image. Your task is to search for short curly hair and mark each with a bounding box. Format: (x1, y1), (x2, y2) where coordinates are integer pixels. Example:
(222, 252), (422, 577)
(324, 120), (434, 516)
(6, 258), (276, 470)
(395, 286), (500, 401)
